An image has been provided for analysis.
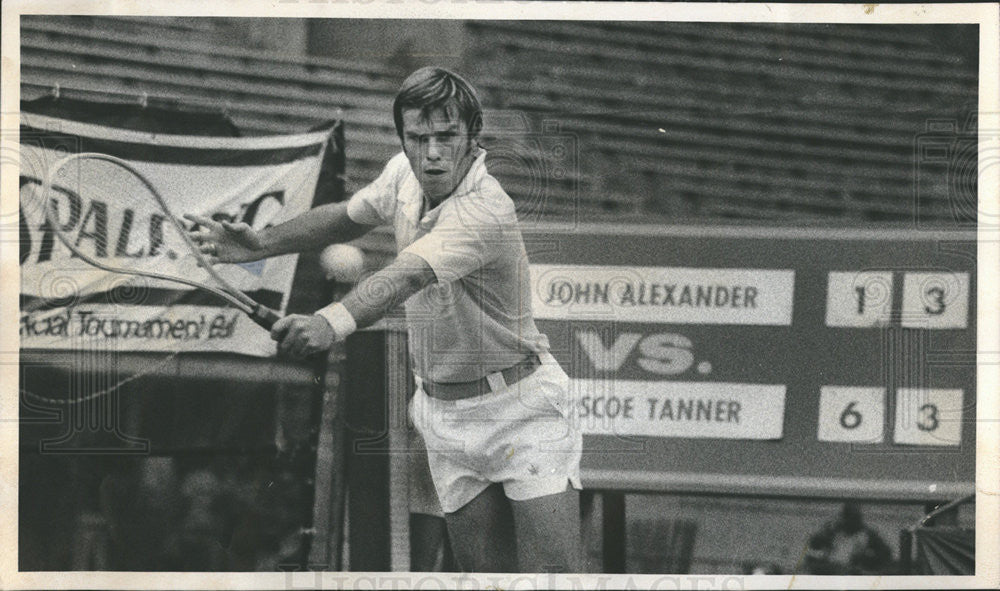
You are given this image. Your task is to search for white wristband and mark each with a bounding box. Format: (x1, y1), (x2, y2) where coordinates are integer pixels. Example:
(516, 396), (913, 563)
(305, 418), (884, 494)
(315, 302), (357, 341)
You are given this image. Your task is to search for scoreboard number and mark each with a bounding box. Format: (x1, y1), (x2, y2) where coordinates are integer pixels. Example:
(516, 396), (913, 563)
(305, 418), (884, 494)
(900, 272), (969, 329)
(893, 388), (963, 446)
(825, 272), (893, 327)
(817, 386), (885, 443)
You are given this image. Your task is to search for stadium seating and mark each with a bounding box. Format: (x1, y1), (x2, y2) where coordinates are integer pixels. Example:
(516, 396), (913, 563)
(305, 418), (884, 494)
(20, 16), (978, 221)
(464, 20), (976, 221)
(20, 17), (403, 193)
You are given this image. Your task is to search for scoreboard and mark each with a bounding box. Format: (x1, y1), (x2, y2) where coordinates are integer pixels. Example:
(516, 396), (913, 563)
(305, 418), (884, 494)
(522, 223), (976, 501)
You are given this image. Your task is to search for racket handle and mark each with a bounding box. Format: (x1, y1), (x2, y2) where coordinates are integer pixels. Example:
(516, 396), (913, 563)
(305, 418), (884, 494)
(251, 305), (282, 331)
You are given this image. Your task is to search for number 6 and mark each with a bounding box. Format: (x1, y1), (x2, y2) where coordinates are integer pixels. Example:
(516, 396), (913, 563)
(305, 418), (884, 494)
(840, 401), (863, 429)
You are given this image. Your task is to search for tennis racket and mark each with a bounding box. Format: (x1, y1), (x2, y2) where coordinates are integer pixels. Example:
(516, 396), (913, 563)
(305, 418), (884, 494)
(39, 152), (282, 330)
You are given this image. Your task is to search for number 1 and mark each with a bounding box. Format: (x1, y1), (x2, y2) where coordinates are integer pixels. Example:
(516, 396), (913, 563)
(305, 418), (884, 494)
(855, 286), (865, 314)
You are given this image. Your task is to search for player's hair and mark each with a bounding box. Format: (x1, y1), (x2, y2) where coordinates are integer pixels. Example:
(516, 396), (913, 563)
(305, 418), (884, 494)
(393, 67), (484, 141)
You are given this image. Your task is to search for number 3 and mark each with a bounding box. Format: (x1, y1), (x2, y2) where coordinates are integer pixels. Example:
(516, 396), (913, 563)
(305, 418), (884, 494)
(925, 287), (946, 315)
(917, 403), (939, 432)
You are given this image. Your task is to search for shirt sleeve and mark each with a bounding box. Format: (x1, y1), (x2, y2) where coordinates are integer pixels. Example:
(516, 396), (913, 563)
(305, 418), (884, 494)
(402, 194), (515, 282)
(346, 152), (408, 226)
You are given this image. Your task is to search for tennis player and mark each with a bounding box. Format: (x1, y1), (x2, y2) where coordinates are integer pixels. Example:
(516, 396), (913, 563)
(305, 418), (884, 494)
(186, 67), (582, 573)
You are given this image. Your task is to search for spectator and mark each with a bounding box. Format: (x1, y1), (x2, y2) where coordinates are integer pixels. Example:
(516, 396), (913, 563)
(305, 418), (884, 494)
(802, 503), (893, 575)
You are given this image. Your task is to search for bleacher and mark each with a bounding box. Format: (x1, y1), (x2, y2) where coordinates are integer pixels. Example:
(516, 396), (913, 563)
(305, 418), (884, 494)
(464, 20), (977, 222)
(20, 16), (978, 222)
(20, 16), (404, 196)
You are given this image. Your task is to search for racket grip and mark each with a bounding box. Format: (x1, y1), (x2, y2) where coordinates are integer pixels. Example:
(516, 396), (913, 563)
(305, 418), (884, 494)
(251, 305), (281, 331)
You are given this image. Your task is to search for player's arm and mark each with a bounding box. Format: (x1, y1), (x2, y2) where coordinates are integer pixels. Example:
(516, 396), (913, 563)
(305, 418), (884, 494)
(187, 152), (406, 264)
(184, 201), (372, 264)
(271, 190), (507, 358)
(271, 253), (435, 357)
(339, 253), (435, 327)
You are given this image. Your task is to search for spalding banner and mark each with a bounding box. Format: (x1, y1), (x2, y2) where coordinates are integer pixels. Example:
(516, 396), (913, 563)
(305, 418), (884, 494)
(19, 113), (332, 356)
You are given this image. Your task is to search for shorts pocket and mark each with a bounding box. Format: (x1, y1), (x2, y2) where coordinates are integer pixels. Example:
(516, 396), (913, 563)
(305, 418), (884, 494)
(535, 366), (575, 421)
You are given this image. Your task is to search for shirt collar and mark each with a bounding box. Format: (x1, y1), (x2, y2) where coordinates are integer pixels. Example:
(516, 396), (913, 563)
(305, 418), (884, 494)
(448, 148), (488, 199)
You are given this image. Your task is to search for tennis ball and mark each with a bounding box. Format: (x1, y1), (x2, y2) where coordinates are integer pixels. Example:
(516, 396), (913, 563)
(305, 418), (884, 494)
(320, 244), (365, 283)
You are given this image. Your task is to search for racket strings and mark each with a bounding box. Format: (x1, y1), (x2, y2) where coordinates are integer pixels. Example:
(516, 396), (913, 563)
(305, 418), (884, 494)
(23, 152), (277, 404)
(39, 153), (260, 314)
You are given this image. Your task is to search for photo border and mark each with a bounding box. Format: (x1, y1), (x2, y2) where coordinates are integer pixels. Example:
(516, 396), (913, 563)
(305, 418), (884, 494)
(1, 1), (997, 589)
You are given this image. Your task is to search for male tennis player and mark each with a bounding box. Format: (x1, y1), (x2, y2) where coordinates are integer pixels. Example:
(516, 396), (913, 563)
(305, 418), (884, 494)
(186, 67), (582, 573)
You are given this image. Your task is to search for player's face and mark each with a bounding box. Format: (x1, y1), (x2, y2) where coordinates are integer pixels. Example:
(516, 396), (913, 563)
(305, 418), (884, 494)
(401, 106), (477, 203)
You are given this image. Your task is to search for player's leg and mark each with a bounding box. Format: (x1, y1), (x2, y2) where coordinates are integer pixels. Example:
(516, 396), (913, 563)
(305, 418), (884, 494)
(510, 486), (582, 572)
(501, 354), (583, 572)
(441, 530), (456, 570)
(411, 384), (511, 572)
(408, 428), (453, 571)
(443, 483), (517, 572)
(409, 513), (449, 571)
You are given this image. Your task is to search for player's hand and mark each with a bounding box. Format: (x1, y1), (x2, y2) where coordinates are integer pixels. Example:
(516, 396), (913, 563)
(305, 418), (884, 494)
(183, 213), (265, 264)
(270, 314), (335, 358)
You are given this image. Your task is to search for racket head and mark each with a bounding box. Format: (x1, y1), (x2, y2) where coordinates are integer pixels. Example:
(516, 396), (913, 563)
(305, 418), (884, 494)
(35, 152), (268, 318)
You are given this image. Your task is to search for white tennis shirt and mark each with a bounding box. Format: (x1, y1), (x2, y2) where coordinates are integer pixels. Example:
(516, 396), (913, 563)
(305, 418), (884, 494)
(346, 150), (551, 383)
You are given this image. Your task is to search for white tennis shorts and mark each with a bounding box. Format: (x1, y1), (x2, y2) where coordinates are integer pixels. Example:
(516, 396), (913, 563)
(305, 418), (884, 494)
(409, 352), (583, 514)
